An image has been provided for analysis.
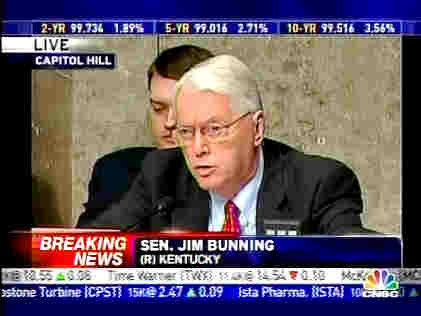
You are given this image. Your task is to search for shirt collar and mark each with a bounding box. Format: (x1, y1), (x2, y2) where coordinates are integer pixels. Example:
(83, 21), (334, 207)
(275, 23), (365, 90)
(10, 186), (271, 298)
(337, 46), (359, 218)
(209, 148), (264, 215)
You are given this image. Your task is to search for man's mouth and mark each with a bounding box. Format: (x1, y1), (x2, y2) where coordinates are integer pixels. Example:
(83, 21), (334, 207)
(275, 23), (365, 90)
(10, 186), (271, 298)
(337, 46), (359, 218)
(194, 165), (216, 177)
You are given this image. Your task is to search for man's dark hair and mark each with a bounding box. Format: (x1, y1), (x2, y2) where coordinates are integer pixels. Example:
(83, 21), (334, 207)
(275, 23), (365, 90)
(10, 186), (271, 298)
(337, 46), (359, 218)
(147, 45), (215, 90)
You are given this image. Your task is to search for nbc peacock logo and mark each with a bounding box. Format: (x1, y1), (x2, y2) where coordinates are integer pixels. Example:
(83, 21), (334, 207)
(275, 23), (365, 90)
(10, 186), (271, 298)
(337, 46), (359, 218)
(364, 270), (399, 290)
(362, 270), (400, 298)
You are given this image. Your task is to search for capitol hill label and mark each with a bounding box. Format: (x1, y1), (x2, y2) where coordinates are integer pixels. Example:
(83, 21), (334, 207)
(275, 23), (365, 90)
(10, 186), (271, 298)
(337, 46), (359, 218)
(32, 53), (115, 69)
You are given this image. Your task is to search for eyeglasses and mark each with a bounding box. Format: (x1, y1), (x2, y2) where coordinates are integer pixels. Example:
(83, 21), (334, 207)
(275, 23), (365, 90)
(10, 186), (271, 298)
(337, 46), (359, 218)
(176, 112), (252, 144)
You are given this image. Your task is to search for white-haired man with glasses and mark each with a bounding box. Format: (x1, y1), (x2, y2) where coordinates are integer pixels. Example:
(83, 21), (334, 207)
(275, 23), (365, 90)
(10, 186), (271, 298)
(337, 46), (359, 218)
(88, 54), (377, 235)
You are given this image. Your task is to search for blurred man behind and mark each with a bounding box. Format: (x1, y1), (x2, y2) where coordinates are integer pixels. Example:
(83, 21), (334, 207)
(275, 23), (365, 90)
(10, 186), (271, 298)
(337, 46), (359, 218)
(76, 45), (214, 227)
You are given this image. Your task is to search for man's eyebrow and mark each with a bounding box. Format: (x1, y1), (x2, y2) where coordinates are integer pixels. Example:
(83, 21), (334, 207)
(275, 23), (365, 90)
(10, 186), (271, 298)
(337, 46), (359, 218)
(205, 116), (225, 123)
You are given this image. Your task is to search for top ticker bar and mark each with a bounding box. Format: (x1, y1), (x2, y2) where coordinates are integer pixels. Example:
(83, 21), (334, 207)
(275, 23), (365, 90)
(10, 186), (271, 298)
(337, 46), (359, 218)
(2, 20), (418, 36)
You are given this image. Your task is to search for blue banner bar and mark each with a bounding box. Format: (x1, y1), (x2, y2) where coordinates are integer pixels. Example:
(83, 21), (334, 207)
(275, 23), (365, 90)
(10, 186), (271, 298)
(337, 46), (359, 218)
(279, 21), (401, 35)
(134, 237), (401, 268)
(31, 22), (154, 35)
(402, 21), (421, 35)
(156, 21), (278, 35)
(3, 20), (417, 35)
(2, 284), (420, 301)
(2, 22), (32, 35)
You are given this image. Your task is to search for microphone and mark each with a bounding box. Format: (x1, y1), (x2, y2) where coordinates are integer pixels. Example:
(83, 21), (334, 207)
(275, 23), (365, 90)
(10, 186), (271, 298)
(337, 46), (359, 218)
(153, 196), (176, 216)
(122, 196), (176, 232)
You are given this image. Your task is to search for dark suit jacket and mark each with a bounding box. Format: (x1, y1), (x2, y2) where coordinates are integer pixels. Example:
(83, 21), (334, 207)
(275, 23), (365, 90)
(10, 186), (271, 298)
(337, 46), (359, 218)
(79, 139), (374, 235)
(76, 147), (155, 227)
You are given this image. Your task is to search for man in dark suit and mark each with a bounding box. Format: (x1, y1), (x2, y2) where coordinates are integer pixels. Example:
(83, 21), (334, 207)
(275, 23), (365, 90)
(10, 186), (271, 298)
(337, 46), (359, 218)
(81, 54), (376, 235)
(76, 45), (214, 227)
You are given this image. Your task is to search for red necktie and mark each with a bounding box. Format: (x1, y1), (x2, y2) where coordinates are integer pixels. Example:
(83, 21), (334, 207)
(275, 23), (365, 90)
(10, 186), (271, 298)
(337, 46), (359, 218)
(222, 200), (241, 234)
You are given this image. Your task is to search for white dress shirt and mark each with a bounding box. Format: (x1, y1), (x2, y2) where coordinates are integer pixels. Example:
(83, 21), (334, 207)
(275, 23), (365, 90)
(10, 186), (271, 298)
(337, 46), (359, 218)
(208, 149), (264, 235)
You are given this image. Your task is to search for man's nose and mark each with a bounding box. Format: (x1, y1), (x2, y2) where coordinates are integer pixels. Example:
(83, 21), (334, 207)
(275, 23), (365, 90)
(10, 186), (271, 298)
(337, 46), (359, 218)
(193, 129), (209, 157)
(165, 107), (176, 130)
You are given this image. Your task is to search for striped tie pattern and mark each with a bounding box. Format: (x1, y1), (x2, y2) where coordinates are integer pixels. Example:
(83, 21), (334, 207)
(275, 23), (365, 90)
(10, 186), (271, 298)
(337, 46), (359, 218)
(222, 200), (241, 234)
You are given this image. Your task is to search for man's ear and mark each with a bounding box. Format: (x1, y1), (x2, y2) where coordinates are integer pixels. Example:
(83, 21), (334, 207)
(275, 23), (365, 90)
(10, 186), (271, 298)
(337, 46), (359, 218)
(253, 110), (265, 146)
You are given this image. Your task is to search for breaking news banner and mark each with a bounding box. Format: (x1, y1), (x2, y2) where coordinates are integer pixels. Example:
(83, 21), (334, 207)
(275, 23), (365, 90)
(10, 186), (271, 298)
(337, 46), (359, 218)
(5, 231), (402, 268)
(1, 37), (116, 69)
(2, 267), (421, 301)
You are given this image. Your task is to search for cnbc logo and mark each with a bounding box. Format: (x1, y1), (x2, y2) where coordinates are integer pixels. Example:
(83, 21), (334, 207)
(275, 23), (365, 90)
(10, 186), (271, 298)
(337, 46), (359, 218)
(362, 270), (400, 298)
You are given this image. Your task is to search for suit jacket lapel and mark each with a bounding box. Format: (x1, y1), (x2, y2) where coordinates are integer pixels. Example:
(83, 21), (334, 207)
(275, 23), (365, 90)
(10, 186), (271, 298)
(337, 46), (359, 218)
(256, 139), (290, 234)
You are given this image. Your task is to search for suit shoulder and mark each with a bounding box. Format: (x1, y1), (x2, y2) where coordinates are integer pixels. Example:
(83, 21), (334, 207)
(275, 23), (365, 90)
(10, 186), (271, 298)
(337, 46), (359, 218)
(287, 150), (357, 179)
(94, 147), (155, 169)
(262, 138), (355, 175)
(142, 148), (186, 174)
